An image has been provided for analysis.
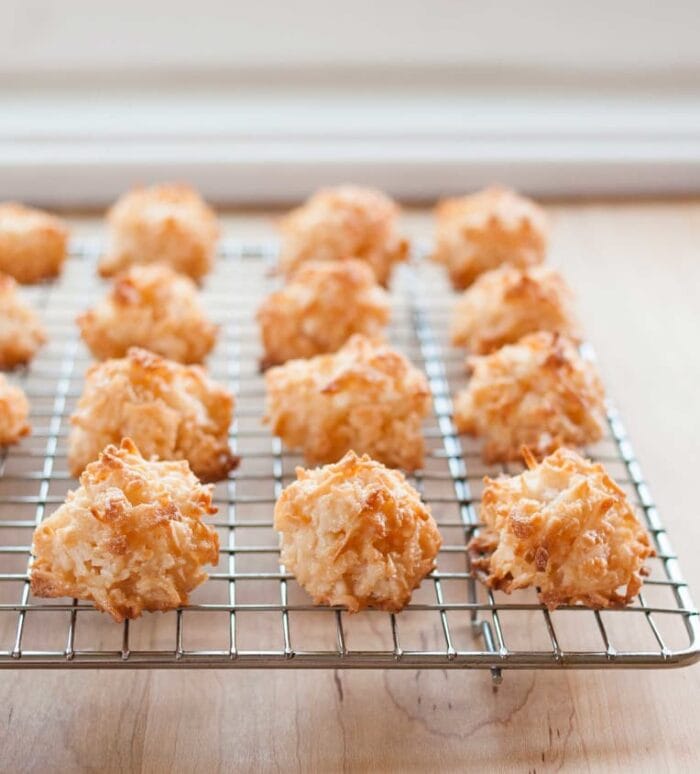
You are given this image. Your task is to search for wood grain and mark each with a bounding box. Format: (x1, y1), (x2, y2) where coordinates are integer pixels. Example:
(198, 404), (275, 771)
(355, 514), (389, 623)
(2, 201), (699, 773)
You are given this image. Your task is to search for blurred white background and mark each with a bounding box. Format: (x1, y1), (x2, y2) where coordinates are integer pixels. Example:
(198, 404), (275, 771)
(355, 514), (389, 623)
(1, 0), (699, 204)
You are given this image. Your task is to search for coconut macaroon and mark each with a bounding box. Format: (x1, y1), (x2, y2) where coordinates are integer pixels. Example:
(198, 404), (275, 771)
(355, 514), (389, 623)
(265, 335), (431, 471)
(275, 451), (442, 612)
(454, 332), (605, 463)
(31, 439), (219, 622)
(78, 263), (218, 364)
(99, 183), (220, 280)
(451, 265), (579, 354)
(68, 348), (238, 482)
(0, 273), (47, 368)
(469, 447), (654, 609)
(278, 185), (409, 286)
(0, 374), (30, 446)
(0, 202), (69, 283)
(257, 259), (390, 367)
(432, 186), (549, 289)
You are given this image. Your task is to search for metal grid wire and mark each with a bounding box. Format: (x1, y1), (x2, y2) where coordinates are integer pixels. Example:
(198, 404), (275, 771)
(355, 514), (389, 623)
(1, 240), (698, 679)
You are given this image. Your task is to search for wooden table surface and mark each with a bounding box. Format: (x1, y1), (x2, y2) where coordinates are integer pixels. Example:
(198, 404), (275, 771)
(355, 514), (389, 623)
(2, 201), (699, 773)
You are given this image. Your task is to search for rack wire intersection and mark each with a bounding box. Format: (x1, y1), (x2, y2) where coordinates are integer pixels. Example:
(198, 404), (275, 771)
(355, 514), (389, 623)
(0, 240), (698, 678)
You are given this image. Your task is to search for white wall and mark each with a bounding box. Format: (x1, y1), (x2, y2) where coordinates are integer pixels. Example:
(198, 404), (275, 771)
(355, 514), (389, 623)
(1, 1), (699, 204)
(2, 0), (700, 74)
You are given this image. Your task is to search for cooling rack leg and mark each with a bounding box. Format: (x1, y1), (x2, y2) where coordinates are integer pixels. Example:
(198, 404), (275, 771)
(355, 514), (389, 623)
(479, 619), (503, 687)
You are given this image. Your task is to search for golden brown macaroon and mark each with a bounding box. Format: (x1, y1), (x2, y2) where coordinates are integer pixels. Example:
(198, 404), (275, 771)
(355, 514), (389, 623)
(468, 447), (654, 609)
(432, 186), (548, 289)
(265, 335), (431, 471)
(454, 332), (605, 463)
(0, 273), (47, 368)
(0, 373), (30, 445)
(0, 202), (68, 283)
(257, 259), (390, 367)
(99, 183), (220, 280)
(451, 264), (579, 354)
(78, 263), (218, 363)
(31, 438), (219, 622)
(278, 185), (409, 285)
(275, 450), (442, 612)
(68, 348), (238, 482)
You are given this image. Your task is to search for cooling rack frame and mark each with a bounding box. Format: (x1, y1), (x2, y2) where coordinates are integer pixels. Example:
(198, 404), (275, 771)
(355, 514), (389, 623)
(0, 240), (698, 681)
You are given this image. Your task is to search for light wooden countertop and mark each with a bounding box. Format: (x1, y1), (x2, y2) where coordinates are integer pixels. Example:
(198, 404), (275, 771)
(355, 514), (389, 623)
(2, 201), (699, 772)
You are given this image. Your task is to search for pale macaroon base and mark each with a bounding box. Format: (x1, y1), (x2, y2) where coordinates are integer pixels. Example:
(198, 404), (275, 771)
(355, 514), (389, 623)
(0, 202), (69, 283)
(31, 438), (220, 622)
(278, 185), (409, 286)
(274, 450), (442, 612)
(0, 273), (47, 368)
(257, 259), (390, 367)
(454, 332), (606, 463)
(78, 263), (219, 363)
(264, 334), (431, 471)
(432, 186), (549, 290)
(68, 347), (238, 482)
(451, 264), (579, 354)
(99, 183), (220, 280)
(468, 447), (655, 609)
(0, 373), (30, 446)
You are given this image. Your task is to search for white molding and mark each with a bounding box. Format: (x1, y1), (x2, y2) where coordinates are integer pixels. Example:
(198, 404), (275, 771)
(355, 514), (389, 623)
(2, 89), (700, 204)
(2, 140), (700, 206)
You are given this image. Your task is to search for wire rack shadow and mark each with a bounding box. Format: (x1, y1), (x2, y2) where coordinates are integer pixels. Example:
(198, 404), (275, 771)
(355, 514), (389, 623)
(0, 240), (698, 683)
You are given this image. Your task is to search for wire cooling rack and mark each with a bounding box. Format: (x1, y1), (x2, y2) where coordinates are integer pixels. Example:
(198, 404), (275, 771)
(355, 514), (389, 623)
(0, 241), (698, 681)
